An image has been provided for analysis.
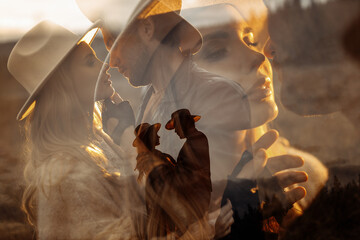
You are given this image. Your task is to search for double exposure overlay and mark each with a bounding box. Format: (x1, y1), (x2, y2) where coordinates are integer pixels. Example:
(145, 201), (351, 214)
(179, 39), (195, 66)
(1, 0), (359, 239)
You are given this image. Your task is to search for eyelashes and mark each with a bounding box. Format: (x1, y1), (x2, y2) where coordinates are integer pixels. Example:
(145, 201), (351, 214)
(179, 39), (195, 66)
(199, 28), (260, 63)
(86, 59), (95, 67)
(243, 31), (259, 47)
(86, 54), (97, 67)
(203, 47), (228, 62)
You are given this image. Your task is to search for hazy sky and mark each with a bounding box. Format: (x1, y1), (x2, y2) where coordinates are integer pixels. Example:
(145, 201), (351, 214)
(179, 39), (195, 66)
(0, 0), (324, 43)
(0, 0), (92, 42)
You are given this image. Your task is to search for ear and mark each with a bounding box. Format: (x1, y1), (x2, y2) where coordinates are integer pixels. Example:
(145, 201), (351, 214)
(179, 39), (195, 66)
(138, 18), (155, 42)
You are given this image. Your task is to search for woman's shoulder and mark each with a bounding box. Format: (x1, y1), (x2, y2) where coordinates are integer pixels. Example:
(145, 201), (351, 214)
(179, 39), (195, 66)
(39, 152), (100, 187)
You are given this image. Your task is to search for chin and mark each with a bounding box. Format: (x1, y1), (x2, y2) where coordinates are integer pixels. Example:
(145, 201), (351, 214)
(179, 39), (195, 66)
(129, 79), (147, 87)
(95, 87), (115, 101)
(250, 100), (278, 127)
(128, 73), (151, 87)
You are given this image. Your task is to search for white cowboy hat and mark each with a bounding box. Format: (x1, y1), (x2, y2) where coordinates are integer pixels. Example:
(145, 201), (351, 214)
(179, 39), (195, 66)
(76, 0), (202, 54)
(7, 20), (101, 120)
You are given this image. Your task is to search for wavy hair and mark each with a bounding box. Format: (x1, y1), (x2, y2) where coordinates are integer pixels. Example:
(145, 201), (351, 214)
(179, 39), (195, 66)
(21, 48), (106, 227)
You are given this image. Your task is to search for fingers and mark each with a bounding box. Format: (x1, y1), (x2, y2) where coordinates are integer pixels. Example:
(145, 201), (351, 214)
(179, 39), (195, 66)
(252, 129), (279, 153)
(285, 186), (307, 206)
(275, 170), (308, 188)
(221, 199), (232, 213)
(217, 201), (233, 226)
(213, 196), (222, 207)
(110, 91), (123, 104)
(214, 199), (234, 239)
(260, 186), (306, 221)
(220, 200), (233, 223)
(222, 226), (232, 238)
(266, 155), (304, 173)
(253, 148), (268, 177)
(215, 216), (234, 239)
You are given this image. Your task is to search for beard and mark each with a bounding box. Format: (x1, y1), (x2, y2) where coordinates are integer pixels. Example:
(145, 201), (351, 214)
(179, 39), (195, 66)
(128, 45), (153, 87)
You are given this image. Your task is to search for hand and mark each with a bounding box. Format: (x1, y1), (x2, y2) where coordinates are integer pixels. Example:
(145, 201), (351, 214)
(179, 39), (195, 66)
(211, 199), (234, 239)
(103, 91), (123, 135)
(256, 149), (307, 220)
(110, 91), (123, 104)
(251, 131), (307, 221)
(237, 130), (279, 179)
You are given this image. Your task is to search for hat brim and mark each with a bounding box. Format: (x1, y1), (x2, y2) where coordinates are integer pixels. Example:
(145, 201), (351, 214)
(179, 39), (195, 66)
(165, 115), (200, 130)
(16, 20), (102, 120)
(165, 119), (174, 130)
(153, 123), (161, 132)
(111, 0), (202, 56)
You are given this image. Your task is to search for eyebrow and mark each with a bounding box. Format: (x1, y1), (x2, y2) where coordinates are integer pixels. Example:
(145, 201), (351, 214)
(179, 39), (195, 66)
(203, 31), (230, 42)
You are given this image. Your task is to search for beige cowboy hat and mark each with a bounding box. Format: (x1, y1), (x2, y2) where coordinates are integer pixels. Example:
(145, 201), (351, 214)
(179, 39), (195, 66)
(76, 0), (202, 54)
(8, 20), (102, 120)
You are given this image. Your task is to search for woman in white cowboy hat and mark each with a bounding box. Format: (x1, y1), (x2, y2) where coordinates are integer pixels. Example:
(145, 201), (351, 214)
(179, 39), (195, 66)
(7, 20), (146, 239)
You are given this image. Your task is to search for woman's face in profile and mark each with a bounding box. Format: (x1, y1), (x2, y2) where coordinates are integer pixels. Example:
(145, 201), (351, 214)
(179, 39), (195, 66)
(193, 7), (278, 127)
(68, 42), (114, 105)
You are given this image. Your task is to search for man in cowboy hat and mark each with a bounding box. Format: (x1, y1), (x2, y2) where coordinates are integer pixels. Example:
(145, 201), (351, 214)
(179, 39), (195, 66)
(165, 109), (212, 218)
(76, 0), (250, 190)
(76, 0), (308, 237)
(101, 0), (250, 179)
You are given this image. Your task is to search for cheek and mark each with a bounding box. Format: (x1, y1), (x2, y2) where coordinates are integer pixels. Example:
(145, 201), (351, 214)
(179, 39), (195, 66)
(77, 68), (98, 98)
(197, 54), (238, 80)
(109, 45), (122, 64)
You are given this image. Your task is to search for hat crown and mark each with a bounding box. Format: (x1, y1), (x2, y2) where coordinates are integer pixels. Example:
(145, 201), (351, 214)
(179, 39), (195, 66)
(15, 22), (51, 56)
(76, 0), (202, 53)
(7, 20), (100, 120)
(171, 108), (191, 119)
(8, 21), (79, 94)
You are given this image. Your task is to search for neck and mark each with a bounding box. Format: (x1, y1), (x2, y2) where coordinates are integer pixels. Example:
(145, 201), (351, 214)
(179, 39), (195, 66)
(148, 44), (185, 93)
(184, 126), (197, 137)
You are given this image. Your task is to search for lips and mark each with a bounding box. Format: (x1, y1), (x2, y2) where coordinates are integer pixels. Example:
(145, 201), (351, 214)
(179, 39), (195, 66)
(246, 77), (273, 101)
(116, 65), (126, 74)
(100, 72), (112, 86)
(123, 69), (130, 78)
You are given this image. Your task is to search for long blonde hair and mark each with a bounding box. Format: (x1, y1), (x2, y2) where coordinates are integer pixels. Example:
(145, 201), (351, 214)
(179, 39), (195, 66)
(22, 50), (106, 227)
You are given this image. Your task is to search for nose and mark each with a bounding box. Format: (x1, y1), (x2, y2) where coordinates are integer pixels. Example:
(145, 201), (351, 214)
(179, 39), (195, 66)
(263, 38), (276, 60)
(109, 53), (120, 69)
(246, 47), (266, 73)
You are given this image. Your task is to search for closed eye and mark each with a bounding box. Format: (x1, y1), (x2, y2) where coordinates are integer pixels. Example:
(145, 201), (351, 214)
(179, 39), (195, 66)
(202, 47), (228, 62)
(85, 53), (97, 67)
(243, 27), (258, 47)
